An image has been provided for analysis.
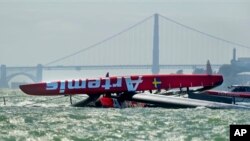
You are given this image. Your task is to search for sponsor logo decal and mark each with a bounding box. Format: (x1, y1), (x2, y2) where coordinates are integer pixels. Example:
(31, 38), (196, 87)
(46, 76), (143, 93)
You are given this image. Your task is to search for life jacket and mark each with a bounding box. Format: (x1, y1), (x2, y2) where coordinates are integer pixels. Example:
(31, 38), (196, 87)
(99, 97), (114, 108)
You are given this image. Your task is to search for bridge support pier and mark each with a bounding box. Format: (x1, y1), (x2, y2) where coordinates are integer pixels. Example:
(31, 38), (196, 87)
(0, 65), (9, 88)
(152, 13), (160, 74)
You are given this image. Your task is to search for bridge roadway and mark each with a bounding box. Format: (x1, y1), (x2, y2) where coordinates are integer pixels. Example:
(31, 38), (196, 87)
(7, 64), (222, 71)
(1, 64), (222, 88)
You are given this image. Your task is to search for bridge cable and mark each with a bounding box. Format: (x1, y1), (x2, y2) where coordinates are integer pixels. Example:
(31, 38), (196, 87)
(45, 15), (153, 66)
(159, 14), (250, 50)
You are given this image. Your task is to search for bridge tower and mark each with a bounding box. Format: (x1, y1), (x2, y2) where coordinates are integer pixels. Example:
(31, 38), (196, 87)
(152, 13), (160, 74)
(231, 48), (236, 64)
(0, 65), (8, 88)
(36, 64), (43, 82)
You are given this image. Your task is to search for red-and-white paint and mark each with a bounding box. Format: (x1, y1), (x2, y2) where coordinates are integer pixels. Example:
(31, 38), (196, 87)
(20, 74), (223, 96)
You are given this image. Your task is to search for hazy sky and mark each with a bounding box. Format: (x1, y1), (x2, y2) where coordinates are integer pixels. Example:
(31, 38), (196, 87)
(0, 0), (250, 66)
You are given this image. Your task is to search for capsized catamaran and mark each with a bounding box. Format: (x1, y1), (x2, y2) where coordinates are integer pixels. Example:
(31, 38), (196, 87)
(19, 61), (250, 109)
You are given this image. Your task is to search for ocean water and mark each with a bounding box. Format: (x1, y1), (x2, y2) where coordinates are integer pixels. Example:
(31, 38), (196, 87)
(1, 89), (250, 141)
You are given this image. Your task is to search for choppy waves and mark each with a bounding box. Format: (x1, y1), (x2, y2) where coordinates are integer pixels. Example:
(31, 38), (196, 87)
(1, 89), (250, 141)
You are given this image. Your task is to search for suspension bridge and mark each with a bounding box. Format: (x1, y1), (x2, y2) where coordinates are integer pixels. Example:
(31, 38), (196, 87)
(1, 13), (250, 88)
